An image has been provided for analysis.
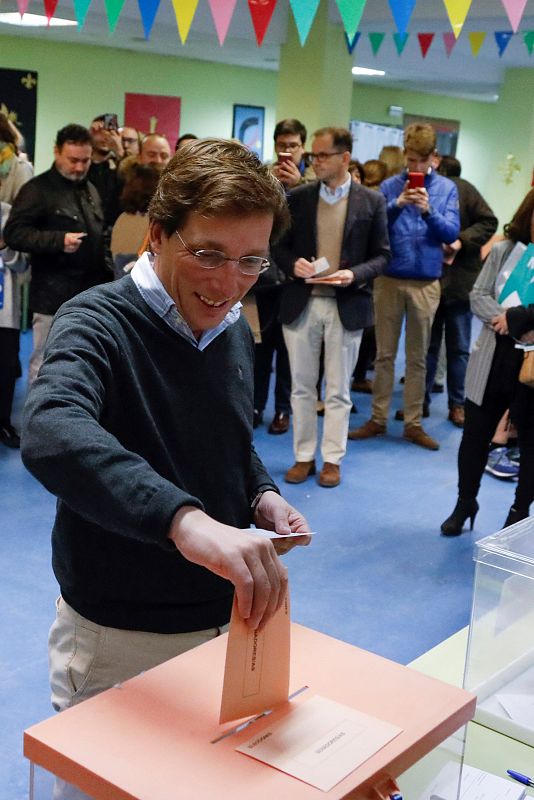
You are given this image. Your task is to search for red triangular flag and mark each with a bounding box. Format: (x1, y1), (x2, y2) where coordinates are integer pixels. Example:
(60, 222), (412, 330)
(247, 0), (277, 46)
(44, 0), (59, 21)
(418, 32), (434, 57)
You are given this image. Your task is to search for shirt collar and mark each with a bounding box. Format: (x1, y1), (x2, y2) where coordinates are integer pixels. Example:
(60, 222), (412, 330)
(319, 174), (351, 205)
(130, 251), (242, 351)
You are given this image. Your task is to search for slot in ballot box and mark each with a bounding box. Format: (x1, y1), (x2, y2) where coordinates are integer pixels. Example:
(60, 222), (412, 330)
(25, 623), (475, 800)
(464, 517), (534, 746)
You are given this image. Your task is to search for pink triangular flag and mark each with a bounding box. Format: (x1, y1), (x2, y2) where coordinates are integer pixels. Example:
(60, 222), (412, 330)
(208, 0), (237, 46)
(500, 0), (528, 33)
(443, 31), (457, 55)
(17, 0), (30, 15)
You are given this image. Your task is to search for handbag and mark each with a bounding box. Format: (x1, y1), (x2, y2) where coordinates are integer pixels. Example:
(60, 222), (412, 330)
(519, 350), (534, 387)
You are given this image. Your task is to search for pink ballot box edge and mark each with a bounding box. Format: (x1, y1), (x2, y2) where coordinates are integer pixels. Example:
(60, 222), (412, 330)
(24, 623), (476, 800)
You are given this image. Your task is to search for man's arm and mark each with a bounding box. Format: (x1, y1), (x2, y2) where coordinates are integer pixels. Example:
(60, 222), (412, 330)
(3, 180), (66, 254)
(346, 192), (391, 285)
(459, 188), (498, 254)
(422, 181), (460, 244)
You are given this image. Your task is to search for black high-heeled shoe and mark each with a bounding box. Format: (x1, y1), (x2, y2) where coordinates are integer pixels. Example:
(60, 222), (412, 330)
(441, 498), (479, 536)
(504, 506), (528, 527)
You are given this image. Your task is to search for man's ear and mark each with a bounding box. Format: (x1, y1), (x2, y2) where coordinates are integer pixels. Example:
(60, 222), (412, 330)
(150, 220), (164, 254)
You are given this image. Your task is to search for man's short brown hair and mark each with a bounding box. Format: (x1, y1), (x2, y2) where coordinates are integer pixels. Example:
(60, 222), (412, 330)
(403, 124), (437, 157)
(313, 127), (353, 153)
(149, 138), (289, 241)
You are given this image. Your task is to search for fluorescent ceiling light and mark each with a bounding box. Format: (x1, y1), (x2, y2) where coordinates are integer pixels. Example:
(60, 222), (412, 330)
(352, 67), (386, 77)
(0, 12), (77, 26)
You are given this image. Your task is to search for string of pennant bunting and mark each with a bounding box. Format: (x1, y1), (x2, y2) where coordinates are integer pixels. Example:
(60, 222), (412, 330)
(21, 0), (534, 51)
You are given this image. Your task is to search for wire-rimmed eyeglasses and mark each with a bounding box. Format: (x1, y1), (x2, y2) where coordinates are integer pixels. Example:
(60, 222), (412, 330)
(175, 231), (270, 276)
(309, 150), (345, 162)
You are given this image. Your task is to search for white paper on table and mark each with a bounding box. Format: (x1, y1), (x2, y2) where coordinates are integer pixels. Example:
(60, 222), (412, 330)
(496, 691), (534, 728)
(419, 761), (526, 800)
(236, 694), (402, 792)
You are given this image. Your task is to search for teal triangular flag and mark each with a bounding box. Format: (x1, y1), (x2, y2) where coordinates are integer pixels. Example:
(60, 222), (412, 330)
(393, 31), (409, 55)
(289, 0), (320, 46)
(336, 0), (366, 41)
(369, 31), (386, 55)
(523, 30), (534, 55)
(73, 0), (91, 27)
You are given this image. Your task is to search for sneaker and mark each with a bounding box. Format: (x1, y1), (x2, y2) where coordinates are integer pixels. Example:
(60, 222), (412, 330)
(506, 446), (520, 466)
(485, 447), (519, 480)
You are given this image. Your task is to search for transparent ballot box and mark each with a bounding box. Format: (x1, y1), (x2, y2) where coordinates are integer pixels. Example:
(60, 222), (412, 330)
(398, 727), (466, 800)
(464, 517), (534, 745)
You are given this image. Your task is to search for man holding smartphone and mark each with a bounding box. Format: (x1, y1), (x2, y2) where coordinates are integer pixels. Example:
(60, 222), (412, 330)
(349, 123), (460, 451)
(270, 118), (315, 190)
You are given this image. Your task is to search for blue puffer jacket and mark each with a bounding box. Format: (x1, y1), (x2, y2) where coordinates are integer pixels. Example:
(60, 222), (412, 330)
(381, 170), (460, 280)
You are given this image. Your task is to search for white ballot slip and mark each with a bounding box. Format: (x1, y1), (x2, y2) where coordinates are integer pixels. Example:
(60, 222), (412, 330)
(419, 761), (526, 800)
(236, 694), (402, 792)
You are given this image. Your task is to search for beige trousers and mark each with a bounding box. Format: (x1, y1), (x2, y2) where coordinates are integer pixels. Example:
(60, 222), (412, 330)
(372, 276), (440, 428)
(29, 312), (53, 384)
(48, 597), (228, 799)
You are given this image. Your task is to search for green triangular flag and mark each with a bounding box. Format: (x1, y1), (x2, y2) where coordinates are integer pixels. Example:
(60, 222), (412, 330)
(393, 31), (409, 55)
(524, 30), (534, 55)
(335, 0), (366, 41)
(104, 0), (126, 32)
(369, 31), (385, 55)
(289, 0), (321, 46)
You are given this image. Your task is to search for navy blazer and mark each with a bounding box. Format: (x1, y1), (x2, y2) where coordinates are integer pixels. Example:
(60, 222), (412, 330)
(273, 181), (391, 331)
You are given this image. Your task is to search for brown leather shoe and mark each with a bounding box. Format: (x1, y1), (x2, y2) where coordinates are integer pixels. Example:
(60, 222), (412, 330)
(268, 413), (290, 434)
(348, 419), (386, 440)
(448, 406), (465, 428)
(284, 460), (316, 484)
(403, 425), (440, 451)
(350, 378), (373, 393)
(319, 462), (340, 487)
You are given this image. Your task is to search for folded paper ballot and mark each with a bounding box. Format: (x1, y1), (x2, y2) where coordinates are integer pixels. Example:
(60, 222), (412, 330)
(219, 591), (290, 724)
(249, 528), (316, 540)
(419, 762), (526, 800)
(311, 256), (333, 277)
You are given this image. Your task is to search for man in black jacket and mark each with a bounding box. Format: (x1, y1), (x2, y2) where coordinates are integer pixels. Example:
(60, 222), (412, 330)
(425, 156), (498, 427)
(4, 123), (110, 383)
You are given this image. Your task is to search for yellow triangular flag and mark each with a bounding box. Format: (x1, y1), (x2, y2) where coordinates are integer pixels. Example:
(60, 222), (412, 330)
(468, 31), (486, 56)
(171, 0), (199, 43)
(442, 0), (473, 38)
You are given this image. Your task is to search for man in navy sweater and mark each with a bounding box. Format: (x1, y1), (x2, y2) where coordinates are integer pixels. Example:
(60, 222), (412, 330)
(22, 140), (310, 751)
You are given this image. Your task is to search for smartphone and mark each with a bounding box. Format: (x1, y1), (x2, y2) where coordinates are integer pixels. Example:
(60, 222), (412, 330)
(408, 171), (425, 189)
(103, 113), (119, 132)
(277, 152), (292, 166)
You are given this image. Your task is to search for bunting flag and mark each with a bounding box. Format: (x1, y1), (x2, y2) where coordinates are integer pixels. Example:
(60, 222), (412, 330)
(44, 0), (59, 22)
(336, 0), (367, 41)
(442, 31), (457, 56)
(171, 0), (199, 43)
(73, 0), (92, 26)
(208, 0), (237, 45)
(138, 0), (160, 38)
(388, 0), (416, 34)
(393, 31), (409, 55)
(495, 30), (513, 56)
(500, 0), (528, 33)
(248, 0), (277, 46)
(16, 0), (31, 15)
(468, 31), (486, 55)
(442, 0), (473, 38)
(524, 30), (534, 55)
(369, 31), (385, 55)
(344, 31), (361, 54)
(289, 0), (320, 45)
(417, 32), (434, 56)
(104, 0), (127, 32)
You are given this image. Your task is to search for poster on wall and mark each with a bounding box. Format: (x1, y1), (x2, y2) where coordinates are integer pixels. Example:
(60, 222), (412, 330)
(124, 93), (181, 151)
(0, 68), (38, 164)
(232, 104), (264, 160)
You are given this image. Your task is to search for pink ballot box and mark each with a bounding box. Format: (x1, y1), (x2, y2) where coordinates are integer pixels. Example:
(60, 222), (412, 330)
(24, 624), (475, 800)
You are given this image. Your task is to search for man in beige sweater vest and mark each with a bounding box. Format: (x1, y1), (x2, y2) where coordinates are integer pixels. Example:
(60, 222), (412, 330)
(274, 128), (390, 487)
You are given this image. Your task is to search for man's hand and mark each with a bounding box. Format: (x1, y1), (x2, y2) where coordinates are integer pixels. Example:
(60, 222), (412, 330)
(253, 491), (311, 555)
(491, 312), (509, 335)
(520, 330), (534, 345)
(168, 506), (288, 630)
(63, 232), (86, 254)
(294, 257), (316, 279)
(396, 180), (429, 213)
(305, 269), (354, 287)
(272, 160), (302, 189)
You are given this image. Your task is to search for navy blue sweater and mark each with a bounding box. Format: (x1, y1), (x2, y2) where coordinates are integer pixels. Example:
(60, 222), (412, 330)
(22, 276), (278, 632)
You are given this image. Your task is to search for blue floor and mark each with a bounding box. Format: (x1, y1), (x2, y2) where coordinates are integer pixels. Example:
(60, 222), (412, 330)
(0, 329), (516, 799)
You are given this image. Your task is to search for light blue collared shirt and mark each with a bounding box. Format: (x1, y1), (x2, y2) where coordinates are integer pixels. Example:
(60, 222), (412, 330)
(130, 252), (241, 351)
(319, 175), (352, 205)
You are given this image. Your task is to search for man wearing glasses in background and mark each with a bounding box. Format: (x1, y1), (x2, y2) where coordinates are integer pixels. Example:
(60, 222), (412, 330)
(274, 127), (390, 488)
(22, 139), (310, 799)
(270, 118), (315, 189)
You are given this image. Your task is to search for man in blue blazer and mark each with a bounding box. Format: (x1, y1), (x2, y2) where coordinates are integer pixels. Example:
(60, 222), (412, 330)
(273, 127), (390, 487)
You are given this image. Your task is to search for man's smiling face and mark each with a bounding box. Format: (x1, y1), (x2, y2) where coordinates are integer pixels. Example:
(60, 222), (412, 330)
(150, 211), (273, 339)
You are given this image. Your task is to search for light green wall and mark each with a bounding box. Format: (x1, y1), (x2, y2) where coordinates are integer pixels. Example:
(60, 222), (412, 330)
(351, 73), (534, 231)
(0, 33), (279, 173)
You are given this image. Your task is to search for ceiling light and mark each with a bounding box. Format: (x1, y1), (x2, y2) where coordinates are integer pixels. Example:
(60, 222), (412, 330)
(0, 12), (77, 26)
(352, 67), (386, 77)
